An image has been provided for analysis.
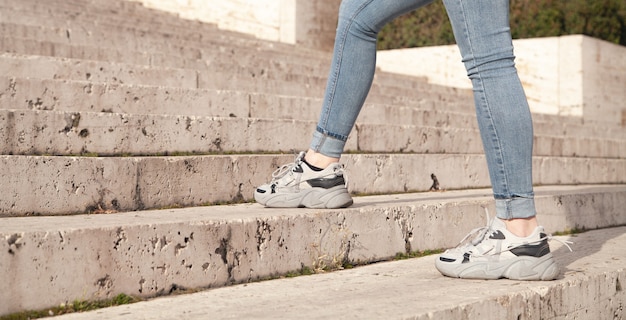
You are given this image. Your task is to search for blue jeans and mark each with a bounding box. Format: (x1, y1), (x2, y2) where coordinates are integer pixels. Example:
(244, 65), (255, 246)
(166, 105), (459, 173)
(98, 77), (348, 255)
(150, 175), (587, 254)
(309, 0), (536, 220)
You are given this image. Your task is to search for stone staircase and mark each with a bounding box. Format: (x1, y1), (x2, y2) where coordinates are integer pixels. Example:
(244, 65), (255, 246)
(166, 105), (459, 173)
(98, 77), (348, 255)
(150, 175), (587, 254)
(0, 0), (625, 317)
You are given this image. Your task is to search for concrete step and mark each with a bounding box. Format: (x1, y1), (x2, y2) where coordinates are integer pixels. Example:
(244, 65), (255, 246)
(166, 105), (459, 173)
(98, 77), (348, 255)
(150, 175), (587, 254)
(1, 108), (625, 158)
(0, 2), (623, 319)
(4, 1), (623, 131)
(0, 6), (332, 70)
(0, 76), (478, 128)
(0, 22), (468, 101)
(0, 50), (323, 99)
(5, 37), (621, 132)
(0, 1), (459, 98)
(1, 184), (624, 316)
(0, 25), (445, 102)
(0, 51), (451, 105)
(0, 35), (188, 69)
(47, 226), (626, 320)
(0, 0), (325, 57)
(1, 0), (246, 41)
(2, 76), (624, 142)
(0, 52), (198, 89)
(0, 26), (334, 85)
(1, 153), (625, 216)
(0, 21), (330, 70)
(0, 0), (222, 41)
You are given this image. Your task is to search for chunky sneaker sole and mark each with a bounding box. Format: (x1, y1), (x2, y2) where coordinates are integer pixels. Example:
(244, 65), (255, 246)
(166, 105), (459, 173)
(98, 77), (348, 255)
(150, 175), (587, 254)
(256, 184), (353, 208)
(436, 250), (559, 280)
(254, 152), (353, 209)
(435, 217), (562, 281)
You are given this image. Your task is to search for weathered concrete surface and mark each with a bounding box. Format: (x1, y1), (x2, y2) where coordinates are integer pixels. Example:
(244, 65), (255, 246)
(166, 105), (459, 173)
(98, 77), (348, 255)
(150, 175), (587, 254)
(17, 218), (626, 319)
(0, 73), (468, 122)
(2, 37), (622, 142)
(0, 19), (324, 80)
(0, 109), (322, 155)
(1, 109), (624, 158)
(1, 185), (625, 315)
(0, 53), (198, 89)
(1, 77), (623, 142)
(51, 228), (626, 320)
(0, 0), (212, 34)
(580, 36), (626, 125)
(357, 123), (626, 158)
(0, 20), (332, 74)
(122, 0), (341, 51)
(0, 76), (453, 127)
(1, 152), (625, 216)
(0, 49), (440, 101)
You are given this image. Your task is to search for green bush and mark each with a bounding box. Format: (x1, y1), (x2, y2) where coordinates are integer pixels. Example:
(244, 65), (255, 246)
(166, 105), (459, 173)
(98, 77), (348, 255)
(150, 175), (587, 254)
(377, 0), (626, 50)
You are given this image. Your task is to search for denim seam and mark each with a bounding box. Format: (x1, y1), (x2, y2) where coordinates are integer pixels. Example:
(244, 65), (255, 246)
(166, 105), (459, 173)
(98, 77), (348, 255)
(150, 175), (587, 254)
(315, 125), (348, 142)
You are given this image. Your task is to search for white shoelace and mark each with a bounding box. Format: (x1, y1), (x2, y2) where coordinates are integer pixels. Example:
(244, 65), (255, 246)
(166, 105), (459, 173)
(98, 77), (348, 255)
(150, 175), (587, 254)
(270, 152), (305, 182)
(270, 152), (349, 188)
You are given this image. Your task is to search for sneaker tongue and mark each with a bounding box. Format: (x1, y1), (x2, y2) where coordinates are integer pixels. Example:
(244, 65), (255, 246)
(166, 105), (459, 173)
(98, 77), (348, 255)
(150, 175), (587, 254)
(491, 217), (507, 230)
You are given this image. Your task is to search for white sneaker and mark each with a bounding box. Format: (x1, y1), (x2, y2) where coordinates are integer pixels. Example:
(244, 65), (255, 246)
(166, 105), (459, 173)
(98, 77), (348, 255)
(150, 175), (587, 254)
(435, 217), (562, 280)
(254, 152), (353, 209)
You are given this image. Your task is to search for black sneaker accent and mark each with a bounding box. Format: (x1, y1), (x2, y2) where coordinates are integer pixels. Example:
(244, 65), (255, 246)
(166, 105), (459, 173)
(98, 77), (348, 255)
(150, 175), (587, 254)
(302, 159), (324, 172)
(489, 230), (506, 239)
(435, 221), (561, 280)
(307, 176), (346, 189)
(253, 151), (353, 209)
(510, 237), (551, 257)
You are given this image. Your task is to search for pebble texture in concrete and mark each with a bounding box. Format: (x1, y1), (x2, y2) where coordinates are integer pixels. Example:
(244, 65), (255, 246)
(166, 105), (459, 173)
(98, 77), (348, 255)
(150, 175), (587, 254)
(1, 1), (625, 319)
(1, 153), (624, 217)
(1, 185), (625, 315)
(49, 226), (626, 320)
(1, 154), (625, 216)
(2, 108), (625, 157)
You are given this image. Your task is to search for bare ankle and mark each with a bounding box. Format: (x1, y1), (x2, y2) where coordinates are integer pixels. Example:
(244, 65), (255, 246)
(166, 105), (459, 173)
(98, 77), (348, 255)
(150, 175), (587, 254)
(502, 217), (539, 238)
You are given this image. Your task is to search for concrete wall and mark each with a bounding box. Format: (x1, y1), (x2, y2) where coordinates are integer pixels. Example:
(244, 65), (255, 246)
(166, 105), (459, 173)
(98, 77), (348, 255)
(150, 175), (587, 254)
(580, 36), (626, 125)
(376, 35), (626, 125)
(127, 0), (340, 51)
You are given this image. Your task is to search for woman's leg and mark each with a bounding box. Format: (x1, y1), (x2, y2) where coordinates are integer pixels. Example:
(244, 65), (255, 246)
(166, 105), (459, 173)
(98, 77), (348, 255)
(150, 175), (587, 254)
(309, 0), (435, 160)
(255, 0), (434, 208)
(436, 0), (559, 281)
(442, 0), (537, 225)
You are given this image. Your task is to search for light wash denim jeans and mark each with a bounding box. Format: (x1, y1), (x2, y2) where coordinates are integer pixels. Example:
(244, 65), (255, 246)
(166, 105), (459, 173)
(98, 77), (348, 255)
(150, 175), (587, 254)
(309, 0), (536, 220)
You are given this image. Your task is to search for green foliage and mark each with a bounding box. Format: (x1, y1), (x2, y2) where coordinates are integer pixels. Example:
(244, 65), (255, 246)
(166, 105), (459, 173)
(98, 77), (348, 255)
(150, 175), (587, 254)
(285, 266), (315, 278)
(377, 0), (626, 49)
(552, 227), (586, 236)
(378, 1), (454, 49)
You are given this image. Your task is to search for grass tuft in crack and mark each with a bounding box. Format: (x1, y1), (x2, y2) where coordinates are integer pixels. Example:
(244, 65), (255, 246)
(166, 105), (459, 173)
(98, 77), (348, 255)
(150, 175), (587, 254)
(394, 249), (444, 260)
(0, 293), (140, 320)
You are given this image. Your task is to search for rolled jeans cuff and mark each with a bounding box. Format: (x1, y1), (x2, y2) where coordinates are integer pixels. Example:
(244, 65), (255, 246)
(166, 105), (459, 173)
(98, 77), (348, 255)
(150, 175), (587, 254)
(310, 130), (345, 159)
(495, 195), (537, 220)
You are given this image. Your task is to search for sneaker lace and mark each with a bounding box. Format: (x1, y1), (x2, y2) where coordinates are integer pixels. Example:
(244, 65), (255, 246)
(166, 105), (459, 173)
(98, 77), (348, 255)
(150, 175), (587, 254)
(342, 165), (349, 190)
(455, 207), (573, 256)
(270, 152), (305, 182)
